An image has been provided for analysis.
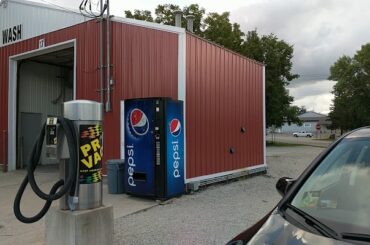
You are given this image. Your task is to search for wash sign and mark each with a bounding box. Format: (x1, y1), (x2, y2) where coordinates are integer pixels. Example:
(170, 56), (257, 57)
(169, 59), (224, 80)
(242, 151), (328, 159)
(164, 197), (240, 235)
(2, 24), (22, 45)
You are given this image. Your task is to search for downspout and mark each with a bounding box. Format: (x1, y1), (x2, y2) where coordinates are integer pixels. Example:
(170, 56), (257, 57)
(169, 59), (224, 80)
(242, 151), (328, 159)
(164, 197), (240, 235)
(105, 0), (111, 112)
(99, 0), (104, 108)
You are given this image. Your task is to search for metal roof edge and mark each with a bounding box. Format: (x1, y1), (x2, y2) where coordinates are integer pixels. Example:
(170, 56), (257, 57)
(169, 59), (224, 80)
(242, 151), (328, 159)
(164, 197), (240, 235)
(299, 111), (328, 118)
(186, 31), (265, 67)
(111, 16), (186, 34)
(8, 0), (82, 15)
(0, 20), (93, 49)
(5, 1), (185, 35)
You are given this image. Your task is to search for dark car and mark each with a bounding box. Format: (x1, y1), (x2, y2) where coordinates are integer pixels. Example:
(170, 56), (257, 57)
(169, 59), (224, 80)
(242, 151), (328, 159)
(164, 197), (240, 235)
(228, 127), (370, 245)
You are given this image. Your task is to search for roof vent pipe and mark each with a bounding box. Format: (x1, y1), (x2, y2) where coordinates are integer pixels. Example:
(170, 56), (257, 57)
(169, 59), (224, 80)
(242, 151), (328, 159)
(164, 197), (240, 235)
(174, 10), (182, 27)
(186, 15), (195, 33)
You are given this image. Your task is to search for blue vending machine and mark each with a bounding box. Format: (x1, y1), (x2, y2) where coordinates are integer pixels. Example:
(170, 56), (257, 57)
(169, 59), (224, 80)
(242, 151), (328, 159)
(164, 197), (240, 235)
(124, 98), (184, 199)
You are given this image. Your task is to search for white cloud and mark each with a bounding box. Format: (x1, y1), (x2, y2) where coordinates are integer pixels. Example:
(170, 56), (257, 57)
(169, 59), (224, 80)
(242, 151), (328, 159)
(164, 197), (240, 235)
(231, 0), (370, 113)
(293, 93), (333, 115)
(35, 0), (265, 16)
(288, 80), (336, 114)
(111, 0), (267, 15)
(232, 0), (370, 80)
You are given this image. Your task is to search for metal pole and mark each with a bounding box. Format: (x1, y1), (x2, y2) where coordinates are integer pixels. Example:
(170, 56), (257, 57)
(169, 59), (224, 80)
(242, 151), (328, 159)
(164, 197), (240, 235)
(105, 0), (111, 112)
(99, 0), (104, 107)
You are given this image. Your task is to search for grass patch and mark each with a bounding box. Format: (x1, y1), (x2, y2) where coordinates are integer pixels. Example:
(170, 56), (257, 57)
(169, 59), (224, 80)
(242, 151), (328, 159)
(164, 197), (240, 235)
(266, 141), (303, 147)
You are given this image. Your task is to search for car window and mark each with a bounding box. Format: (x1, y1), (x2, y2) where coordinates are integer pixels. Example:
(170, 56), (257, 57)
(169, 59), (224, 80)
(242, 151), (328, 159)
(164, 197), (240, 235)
(291, 139), (370, 234)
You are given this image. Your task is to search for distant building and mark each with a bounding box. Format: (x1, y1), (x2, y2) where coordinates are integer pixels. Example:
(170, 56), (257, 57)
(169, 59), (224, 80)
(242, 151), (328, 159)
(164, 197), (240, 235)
(280, 111), (331, 134)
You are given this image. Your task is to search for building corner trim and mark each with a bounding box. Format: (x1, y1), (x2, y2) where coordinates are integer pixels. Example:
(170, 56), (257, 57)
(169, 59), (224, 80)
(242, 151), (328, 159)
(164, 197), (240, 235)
(178, 32), (186, 181)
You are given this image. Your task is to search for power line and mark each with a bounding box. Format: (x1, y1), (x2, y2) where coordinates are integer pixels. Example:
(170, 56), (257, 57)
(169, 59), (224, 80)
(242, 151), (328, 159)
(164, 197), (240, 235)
(79, 0), (106, 18)
(299, 73), (330, 76)
(298, 74), (330, 78)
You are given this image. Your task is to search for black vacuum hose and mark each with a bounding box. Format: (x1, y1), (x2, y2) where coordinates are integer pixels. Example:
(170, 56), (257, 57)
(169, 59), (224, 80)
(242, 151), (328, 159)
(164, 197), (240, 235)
(13, 118), (78, 223)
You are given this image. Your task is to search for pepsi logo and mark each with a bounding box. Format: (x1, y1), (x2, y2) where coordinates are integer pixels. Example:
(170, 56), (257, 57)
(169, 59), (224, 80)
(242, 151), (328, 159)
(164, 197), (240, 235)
(169, 119), (181, 137)
(129, 109), (149, 136)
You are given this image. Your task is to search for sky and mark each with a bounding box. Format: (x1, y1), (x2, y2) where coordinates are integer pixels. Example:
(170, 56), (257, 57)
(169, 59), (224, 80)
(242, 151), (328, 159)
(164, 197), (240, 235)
(36, 0), (370, 114)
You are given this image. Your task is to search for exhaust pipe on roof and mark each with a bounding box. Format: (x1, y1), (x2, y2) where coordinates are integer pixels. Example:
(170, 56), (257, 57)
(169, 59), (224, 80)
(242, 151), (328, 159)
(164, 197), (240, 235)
(186, 15), (195, 33)
(174, 10), (182, 27)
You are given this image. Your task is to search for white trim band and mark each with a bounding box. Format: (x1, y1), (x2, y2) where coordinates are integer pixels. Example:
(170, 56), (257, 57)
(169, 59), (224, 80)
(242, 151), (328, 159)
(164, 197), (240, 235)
(112, 17), (185, 34)
(178, 31), (187, 182)
(185, 163), (268, 184)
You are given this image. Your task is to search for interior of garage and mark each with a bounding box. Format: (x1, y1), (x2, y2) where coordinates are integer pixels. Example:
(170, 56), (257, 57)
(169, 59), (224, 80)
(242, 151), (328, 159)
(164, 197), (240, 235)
(16, 47), (74, 168)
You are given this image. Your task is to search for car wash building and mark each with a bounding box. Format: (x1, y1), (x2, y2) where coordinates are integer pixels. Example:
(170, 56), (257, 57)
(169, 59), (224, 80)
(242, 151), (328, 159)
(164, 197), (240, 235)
(0, 0), (266, 187)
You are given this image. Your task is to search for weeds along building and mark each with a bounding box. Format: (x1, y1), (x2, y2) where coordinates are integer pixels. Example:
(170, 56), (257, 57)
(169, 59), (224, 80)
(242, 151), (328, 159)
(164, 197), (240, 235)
(0, 0), (266, 187)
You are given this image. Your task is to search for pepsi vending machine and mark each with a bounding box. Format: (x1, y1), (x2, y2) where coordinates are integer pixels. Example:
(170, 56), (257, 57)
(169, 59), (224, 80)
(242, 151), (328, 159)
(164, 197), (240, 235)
(124, 98), (184, 199)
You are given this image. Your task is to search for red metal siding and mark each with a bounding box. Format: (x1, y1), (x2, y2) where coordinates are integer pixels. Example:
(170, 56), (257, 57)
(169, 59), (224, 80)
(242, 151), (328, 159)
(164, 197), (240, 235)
(0, 20), (179, 170)
(0, 20), (99, 168)
(186, 33), (264, 179)
(104, 22), (178, 163)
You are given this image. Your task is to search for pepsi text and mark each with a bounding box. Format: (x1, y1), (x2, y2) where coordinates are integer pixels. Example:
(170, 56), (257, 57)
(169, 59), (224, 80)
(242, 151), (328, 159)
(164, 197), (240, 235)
(127, 144), (136, 186)
(172, 140), (180, 178)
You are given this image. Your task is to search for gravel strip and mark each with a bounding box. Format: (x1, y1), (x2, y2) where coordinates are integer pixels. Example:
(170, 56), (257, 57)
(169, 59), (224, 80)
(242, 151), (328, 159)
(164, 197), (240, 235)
(114, 146), (324, 245)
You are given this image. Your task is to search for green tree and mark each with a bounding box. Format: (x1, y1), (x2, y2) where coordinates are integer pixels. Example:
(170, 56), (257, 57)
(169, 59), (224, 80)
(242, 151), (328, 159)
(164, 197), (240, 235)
(182, 4), (205, 35)
(203, 12), (244, 52)
(242, 31), (300, 127)
(154, 4), (180, 25)
(329, 43), (370, 132)
(153, 4), (205, 34)
(124, 10), (153, 22)
(298, 106), (307, 115)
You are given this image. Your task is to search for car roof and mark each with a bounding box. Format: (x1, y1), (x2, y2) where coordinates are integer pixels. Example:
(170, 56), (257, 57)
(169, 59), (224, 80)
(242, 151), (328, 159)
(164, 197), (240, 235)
(345, 127), (370, 139)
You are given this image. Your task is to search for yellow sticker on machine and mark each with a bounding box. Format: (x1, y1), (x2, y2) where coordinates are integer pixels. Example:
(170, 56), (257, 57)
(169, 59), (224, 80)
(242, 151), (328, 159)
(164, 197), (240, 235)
(79, 124), (103, 184)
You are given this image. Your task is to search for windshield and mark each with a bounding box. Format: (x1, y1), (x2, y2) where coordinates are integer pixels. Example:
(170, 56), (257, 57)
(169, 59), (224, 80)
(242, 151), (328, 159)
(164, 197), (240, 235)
(290, 138), (370, 235)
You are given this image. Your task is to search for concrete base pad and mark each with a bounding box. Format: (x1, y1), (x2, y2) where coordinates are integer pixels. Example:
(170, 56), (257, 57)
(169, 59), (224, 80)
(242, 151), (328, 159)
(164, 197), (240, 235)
(45, 205), (113, 245)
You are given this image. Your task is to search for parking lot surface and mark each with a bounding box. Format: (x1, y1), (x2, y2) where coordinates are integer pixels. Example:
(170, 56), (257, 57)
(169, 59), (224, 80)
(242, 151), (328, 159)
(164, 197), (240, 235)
(113, 145), (324, 245)
(0, 145), (324, 245)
